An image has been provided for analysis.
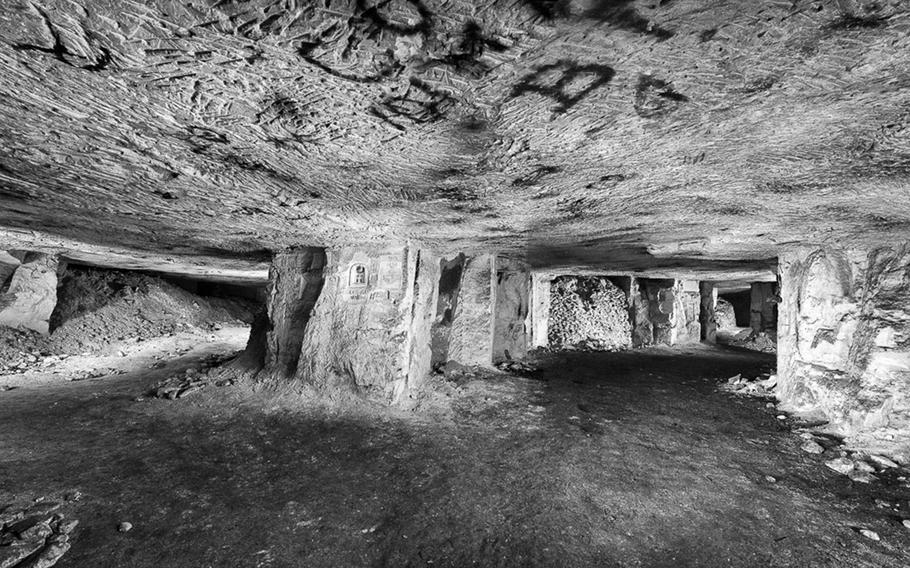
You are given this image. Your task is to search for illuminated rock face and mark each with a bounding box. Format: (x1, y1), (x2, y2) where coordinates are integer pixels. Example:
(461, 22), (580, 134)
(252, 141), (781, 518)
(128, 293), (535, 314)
(446, 254), (495, 367)
(0, 253), (63, 334)
(293, 245), (439, 400)
(778, 245), (910, 456)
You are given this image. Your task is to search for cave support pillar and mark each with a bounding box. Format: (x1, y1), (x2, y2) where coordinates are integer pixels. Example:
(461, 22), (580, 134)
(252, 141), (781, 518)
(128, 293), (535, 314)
(295, 244), (440, 401)
(530, 272), (550, 349)
(778, 245), (910, 455)
(258, 248), (327, 379)
(750, 281), (778, 335)
(0, 252), (64, 335)
(493, 258), (530, 363)
(447, 253), (496, 366)
(699, 282), (717, 343)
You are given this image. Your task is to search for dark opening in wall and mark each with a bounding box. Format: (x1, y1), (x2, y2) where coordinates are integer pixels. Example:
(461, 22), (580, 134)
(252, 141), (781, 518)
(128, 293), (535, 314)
(718, 290), (750, 327)
(431, 254), (466, 366)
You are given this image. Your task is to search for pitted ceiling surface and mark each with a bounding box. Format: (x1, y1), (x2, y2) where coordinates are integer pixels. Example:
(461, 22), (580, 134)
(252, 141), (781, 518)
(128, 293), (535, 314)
(0, 0), (908, 273)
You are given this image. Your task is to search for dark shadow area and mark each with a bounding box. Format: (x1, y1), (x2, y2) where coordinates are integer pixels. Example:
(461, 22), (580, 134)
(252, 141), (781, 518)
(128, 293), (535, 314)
(1, 346), (907, 566)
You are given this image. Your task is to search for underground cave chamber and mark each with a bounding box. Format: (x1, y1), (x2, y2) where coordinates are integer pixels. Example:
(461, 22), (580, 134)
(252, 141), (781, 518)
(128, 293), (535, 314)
(6, 244), (908, 458)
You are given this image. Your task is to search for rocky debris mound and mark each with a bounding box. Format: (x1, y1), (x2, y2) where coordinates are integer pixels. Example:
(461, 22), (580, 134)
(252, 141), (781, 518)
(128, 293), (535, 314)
(148, 353), (237, 399)
(1, 268), (259, 376)
(715, 298), (737, 329)
(0, 328), (48, 374)
(46, 267), (256, 356)
(730, 330), (777, 353)
(0, 500), (76, 568)
(548, 276), (631, 351)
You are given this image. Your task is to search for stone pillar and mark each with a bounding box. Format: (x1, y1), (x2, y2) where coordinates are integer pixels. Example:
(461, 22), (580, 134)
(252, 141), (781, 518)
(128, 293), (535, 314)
(634, 278), (676, 345)
(447, 254), (495, 366)
(295, 245), (440, 401)
(493, 258), (530, 362)
(401, 249), (441, 400)
(530, 272), (550, 348)
(750, 281), (777, 334)
(699, 282), (717, 343)
(261, 248), (326, 379)
(778, 245), (910, 455)
(672, 280), (701, 344)
(629, 277), (653, 347)
(0, 252), (63, 335)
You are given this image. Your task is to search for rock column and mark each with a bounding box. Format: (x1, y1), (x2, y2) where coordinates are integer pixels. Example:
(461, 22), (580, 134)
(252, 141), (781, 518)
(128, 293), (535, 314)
(750, 281), (777, 335)
(778, 245), (910, 455)
(492, 258), (530, 362)
(295, 245), (439, 401)
(262, 248), (326, 378)
(0, 252), (64, 335)
(699, 282), (717, 343)
(530, 272), (551, 348)
(447, 254), (495, 367)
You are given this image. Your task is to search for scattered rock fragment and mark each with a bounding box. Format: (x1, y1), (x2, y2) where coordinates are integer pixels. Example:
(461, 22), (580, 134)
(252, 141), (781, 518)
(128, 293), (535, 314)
(117, 522), (132, 533)
(0, 500), (76, 568)
(849, 471), (878, 484)
(868, 455), (899, 469)
(902, 519), (910, 530)
(858, 528), (880, 541)
(825, 457), (855, 475)
(800, 440), (825, 454)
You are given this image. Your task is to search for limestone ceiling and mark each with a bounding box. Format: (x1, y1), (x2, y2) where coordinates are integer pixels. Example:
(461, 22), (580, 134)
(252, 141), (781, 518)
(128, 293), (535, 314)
(0, 0), (908, 276)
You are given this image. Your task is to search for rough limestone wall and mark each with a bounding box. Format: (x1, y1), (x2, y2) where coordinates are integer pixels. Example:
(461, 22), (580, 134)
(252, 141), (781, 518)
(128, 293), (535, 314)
(0, 253), (63, 334)
(548, 276), (632, 350)
(447, 254), (495, 366)
(715, 298), (737, 329)
(750, 282), (778, 334)
(296, 245), (436, 400)
(778, 245), (910, 456)
(493, 258), (530, 362)
(699, 282), (717, 343)
(530, 273), (551, 348)
(672, 280), (701, 344)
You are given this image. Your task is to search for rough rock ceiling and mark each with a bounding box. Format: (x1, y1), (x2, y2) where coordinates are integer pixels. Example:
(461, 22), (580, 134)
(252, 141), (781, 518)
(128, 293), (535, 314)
(0, 0), (908, 276)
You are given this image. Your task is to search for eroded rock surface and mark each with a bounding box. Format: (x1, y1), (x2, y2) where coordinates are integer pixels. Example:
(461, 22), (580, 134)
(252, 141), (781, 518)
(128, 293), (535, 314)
(778, 245), (910, 456)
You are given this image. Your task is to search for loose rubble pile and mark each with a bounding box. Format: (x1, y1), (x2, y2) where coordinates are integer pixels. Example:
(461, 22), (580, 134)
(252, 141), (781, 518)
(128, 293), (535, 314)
(48, 267), (256, 356)
(1, 268), (258, 377)
(0, 328), (48, 375)
(721, 372), (779, 396)
(817, 448), (903, 485)
(725, 329), (777, 353)
(494, 359), (540, 378)
(548, 277), (631, 351)
(148, 353), (237, 400)
(0, 499), (76, 568)
(722, 372), (910, 489)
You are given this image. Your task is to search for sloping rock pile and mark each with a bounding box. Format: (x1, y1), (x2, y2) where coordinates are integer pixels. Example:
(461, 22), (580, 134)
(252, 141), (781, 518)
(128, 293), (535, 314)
(0, 500), (76, 568)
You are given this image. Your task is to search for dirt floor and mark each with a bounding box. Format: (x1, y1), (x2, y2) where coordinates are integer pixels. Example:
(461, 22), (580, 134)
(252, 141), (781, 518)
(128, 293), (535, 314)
(1, 341), (909, 567)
